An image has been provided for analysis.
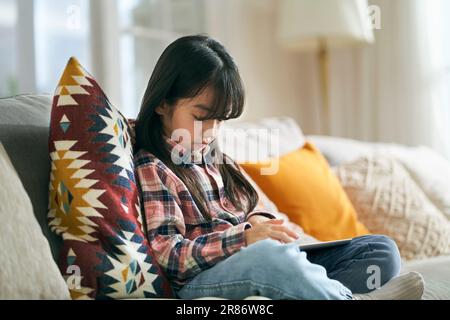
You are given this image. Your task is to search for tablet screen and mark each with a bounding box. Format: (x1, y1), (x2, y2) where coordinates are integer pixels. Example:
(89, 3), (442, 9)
(297, 238), (353, 251)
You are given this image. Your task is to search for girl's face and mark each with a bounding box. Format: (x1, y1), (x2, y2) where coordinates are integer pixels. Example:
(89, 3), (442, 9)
(155, 86), (222, 151)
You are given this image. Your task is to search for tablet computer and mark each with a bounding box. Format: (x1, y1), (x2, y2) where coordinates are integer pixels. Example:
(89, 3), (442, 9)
(297, 238), (353, 251)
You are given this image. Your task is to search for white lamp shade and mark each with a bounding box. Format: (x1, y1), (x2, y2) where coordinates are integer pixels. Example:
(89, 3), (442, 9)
(278, 0), (375, 51)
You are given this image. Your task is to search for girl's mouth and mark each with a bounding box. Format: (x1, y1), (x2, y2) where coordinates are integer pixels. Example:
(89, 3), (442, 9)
(191, 137), (215, 151)
(202, 137), (215, 145)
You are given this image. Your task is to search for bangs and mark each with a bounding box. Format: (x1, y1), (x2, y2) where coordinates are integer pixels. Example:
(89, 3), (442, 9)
(185, 68), (245, 121)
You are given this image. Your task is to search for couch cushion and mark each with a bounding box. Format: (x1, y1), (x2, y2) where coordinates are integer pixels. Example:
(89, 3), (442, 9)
(0, 94), (52, 126)
(48, 57), (173, 299)
(402, 255), (450, 300)
(334, 155), (450, 260)
(0, 124), (61, 260)
(220, 117), (305, 162)
(0, 142), (70, 299)
(240, 142), (370, 241)
(0, 94), (60, 260)
(309, 135), (450, 222)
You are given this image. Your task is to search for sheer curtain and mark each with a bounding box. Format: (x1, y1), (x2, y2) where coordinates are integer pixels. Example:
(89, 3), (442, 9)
(327, 0), (450, 159)
(421, 0), (450, 159)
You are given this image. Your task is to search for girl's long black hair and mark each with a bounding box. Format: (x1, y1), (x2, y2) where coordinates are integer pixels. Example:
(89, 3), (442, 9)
(134, 34), (259, 220)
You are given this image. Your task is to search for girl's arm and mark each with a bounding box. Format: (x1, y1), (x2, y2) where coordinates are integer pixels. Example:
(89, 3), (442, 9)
(135, 161), (251, 283)
(238, 165), (317, 242)
(238, 164), (280, 221)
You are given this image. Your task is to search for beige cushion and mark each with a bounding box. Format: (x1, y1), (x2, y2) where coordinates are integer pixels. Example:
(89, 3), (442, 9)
(308, 135), (450, 221)
(334, 155), (450, 260)
(402, 255), (450, 300)
(0, 142), (70, 299)
(220, 117), (306, 162)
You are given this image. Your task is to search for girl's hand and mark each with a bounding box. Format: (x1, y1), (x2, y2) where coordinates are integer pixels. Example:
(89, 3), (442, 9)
(244, 219), (300, 246)
(247, 214), (272, 225)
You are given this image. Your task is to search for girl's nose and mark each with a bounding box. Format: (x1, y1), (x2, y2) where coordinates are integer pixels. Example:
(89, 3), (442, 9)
(203, 119), (220, 141)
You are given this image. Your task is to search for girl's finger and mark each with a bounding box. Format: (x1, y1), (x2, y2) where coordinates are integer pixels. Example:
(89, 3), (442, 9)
(269, 231), (297, 244)
(272, 225), (300, 239)
(264, 219), (284, 225)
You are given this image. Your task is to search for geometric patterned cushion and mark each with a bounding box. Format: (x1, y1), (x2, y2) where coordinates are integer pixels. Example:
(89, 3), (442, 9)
(334, 154), (450, 261)
(47, 57), (174, 299)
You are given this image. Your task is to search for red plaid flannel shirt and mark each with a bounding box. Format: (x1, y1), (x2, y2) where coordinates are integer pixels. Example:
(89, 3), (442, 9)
(133, 136), (276, 291)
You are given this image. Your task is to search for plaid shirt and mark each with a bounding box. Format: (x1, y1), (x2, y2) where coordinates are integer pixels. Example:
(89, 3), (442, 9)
(133, 136), (276, 291)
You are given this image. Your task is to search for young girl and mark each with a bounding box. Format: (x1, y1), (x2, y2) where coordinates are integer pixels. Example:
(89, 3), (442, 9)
(133, 35), (424, 300)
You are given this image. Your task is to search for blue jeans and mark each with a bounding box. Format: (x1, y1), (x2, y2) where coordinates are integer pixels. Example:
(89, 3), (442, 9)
(175, 235), (402, 300)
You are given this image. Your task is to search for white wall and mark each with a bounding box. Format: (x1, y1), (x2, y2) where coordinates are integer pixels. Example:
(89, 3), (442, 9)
(206, 0), (326, 135)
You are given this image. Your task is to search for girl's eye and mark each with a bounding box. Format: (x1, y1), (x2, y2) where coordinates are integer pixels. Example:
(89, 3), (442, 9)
(193, 114), (225, 122)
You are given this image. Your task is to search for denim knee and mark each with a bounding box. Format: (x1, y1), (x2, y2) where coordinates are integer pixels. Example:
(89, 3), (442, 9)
(364, 235), (402, 283)
(240, 239), (305, 278)
(239, 239), (351, 300)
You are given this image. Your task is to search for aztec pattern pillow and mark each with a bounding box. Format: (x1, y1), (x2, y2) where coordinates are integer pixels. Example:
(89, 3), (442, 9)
(48, 57), (173, 299)
(334, 154), (450, 260)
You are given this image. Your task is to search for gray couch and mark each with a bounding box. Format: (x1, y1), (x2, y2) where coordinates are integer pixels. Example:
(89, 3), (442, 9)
(1, 94), (449, 300)
(0, 94), (61, 261)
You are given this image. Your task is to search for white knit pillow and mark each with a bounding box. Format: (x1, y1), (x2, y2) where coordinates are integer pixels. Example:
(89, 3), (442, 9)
(0, 143), (70, 299)
(333, 155), (450, 260)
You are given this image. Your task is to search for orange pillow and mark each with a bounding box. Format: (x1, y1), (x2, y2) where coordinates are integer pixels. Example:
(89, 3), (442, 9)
(239, 142), (369, 241)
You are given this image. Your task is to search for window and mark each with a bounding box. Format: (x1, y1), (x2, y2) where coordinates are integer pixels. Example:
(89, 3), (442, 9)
(0, 0), (209, 117)
(0, 0), (91, 97)
(34, 0), (91, 94)
(117, 0), (206, 116)
(0, 0), (18, 96)
(423, 0), (450, 158)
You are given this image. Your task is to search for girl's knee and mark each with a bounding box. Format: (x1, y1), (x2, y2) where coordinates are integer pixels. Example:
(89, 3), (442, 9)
(241, 238), (306, 274)
(366, 235), (402, 282)
(240, 239), (348, 300)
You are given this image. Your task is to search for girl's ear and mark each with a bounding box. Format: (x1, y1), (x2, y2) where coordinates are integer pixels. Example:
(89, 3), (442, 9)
(155, 103), (166, 116)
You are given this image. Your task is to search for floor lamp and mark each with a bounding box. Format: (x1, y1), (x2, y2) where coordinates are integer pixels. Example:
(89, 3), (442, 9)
(277, 0), (374, 135)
